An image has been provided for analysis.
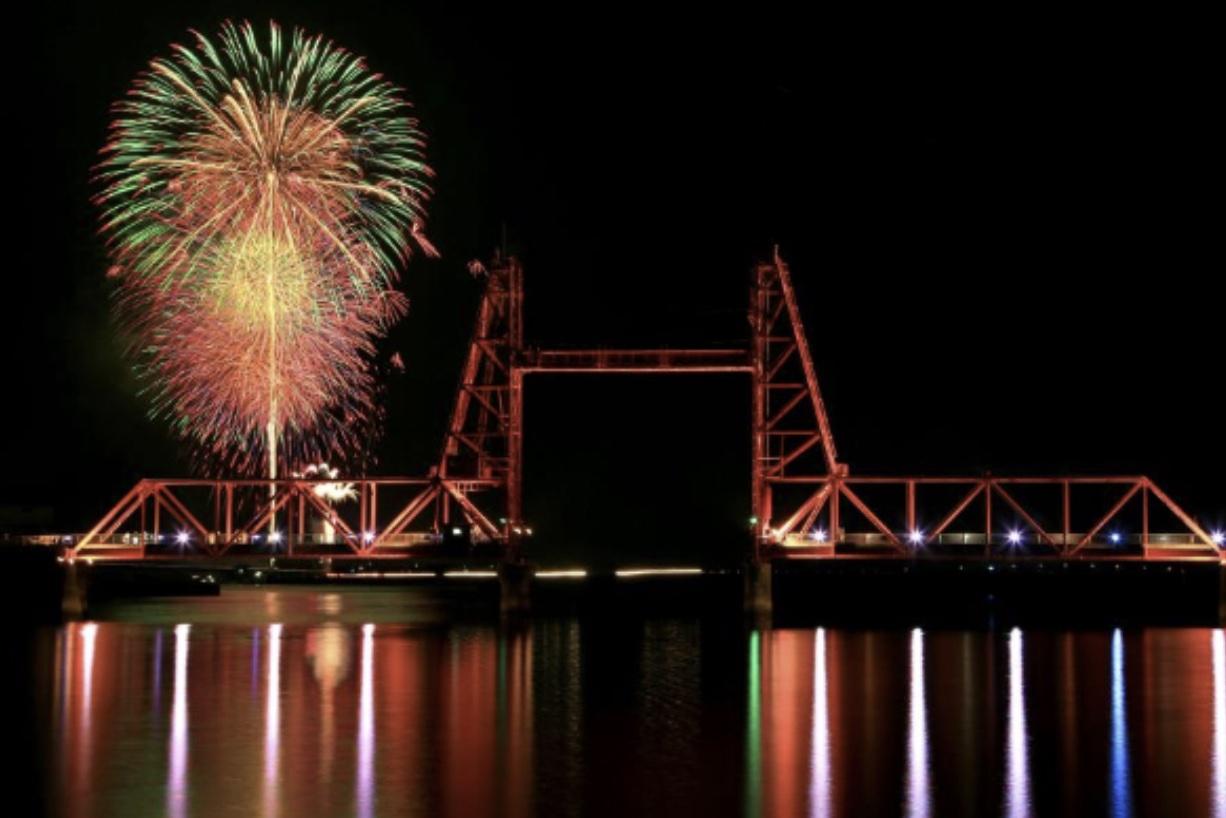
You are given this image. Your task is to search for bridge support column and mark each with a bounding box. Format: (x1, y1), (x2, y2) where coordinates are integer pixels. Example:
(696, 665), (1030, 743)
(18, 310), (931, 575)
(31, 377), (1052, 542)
(743, 560), (773, 618)
(1218, 563), (1226, 624)
(62, 559), (90, 620)
(499, 562), (532, 615)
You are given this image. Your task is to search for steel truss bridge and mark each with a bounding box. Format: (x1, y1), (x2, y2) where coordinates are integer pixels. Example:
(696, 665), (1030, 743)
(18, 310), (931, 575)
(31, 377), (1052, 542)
(72, 251), (1221, 563)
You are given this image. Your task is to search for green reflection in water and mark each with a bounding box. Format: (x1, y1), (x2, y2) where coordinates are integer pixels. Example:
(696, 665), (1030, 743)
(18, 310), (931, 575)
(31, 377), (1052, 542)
(745, 630), (761, 818)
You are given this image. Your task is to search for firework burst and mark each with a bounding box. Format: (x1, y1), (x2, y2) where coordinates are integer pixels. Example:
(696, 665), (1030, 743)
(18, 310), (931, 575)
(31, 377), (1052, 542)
(96, 20), (433, 474)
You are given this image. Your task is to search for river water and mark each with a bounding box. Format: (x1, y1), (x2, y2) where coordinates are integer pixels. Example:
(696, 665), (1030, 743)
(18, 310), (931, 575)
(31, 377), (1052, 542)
(24, 586), (1226, 817)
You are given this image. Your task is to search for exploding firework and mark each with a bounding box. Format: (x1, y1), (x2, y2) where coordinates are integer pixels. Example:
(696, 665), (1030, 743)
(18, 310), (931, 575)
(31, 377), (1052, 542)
(96, 20), (433, 475)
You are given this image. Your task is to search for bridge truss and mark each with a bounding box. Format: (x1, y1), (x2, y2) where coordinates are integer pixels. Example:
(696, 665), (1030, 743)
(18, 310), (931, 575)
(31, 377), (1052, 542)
(73, 252), (1220, 562)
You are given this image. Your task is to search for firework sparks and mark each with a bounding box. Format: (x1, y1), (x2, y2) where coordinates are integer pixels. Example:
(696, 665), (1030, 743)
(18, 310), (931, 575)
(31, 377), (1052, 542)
(297, 462), (358, 503)
(96, 20), (432, 475)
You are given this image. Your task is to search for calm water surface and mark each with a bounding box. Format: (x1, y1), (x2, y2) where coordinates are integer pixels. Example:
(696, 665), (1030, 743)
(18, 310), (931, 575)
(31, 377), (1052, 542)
(29, 587), (1226, 817)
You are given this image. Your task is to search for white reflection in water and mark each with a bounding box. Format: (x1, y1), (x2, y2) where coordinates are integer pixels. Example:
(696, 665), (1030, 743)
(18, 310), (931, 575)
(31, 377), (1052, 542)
(1110, 629), (1133, 818)
(80, 623), (97, 728)
(264, 623), (283, 818)
(357, 623), (375, 818)
(809, 628), (830, 818)
(168, 624), (190, 818)
(905, 628), (930, 818)
(77, 622), (98, 789)
(1004, 627), (1031, 818)
(1212, 630), (1226, 818)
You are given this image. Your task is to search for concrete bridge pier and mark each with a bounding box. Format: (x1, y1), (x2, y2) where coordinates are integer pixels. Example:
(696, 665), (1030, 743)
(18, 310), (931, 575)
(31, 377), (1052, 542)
(1218, 562), (1226, 624)
(743, 560), (773, 618)
(499, 562), (533, 615)
(62, 559), (90, 620)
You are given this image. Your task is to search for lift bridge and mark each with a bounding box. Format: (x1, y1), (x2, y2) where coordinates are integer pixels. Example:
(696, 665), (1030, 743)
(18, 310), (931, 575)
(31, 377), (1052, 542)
(71, 251), (1222, 564)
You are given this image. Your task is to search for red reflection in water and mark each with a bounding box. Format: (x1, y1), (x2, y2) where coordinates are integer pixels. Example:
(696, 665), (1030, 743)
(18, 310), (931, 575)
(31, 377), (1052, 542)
(42, 602), (1226, 818)
(755, 628), (844, 818)
(761, 628), (811, 817)
(50, 613), (535, 817)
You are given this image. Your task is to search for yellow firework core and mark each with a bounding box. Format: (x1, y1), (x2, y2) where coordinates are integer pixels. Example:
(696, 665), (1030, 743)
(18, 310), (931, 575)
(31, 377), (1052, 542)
(206, 232), (316, 335)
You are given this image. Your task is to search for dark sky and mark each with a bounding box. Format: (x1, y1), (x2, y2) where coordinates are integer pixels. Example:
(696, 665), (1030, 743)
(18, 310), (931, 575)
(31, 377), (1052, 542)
(3, 4), (1221, 563)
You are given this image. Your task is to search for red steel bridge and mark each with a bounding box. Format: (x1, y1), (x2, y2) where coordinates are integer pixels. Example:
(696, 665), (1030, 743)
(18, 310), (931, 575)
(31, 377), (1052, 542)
(71, 251), (1222, 563)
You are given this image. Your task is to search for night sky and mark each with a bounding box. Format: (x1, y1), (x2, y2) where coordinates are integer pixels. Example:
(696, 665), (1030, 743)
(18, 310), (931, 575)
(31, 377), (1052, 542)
(3, 4), (1220, 564)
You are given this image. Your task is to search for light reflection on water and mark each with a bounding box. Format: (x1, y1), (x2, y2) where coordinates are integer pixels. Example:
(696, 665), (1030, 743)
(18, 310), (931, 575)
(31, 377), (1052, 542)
(263, 622), (282, 818)
(744, 630), (761, 818)
(1213, 630), (1226, 818)
(904, 628), (930, 818)
(168, 624), (189, 818)
(1110, 629), (1133, 818)
(34, 588), (1226, 817)
(305, 624), (349, 784)
(809, 628), (830, 818)
(79, 623), (97, 720)
(1003, 627), (1031, 818)
(357, 623), (375, 818)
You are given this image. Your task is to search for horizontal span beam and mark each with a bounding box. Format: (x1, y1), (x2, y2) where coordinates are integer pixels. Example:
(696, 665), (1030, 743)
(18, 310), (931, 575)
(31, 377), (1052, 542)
(517, 348), (752, 373)
(766, 475), (1151, 485)
(129, 478), (501, 489)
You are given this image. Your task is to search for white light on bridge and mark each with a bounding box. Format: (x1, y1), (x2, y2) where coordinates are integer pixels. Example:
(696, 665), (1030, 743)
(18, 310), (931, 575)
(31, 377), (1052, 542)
(362, 531), (375, 545)
(908, 529), (924, 546)
(451, 527), (463, 537)
(810, 528), (828, 543)
(615, 567), (703, 578)
(269, 531), (283, 545)
(1109, 531), (1122, 545)
(176, 531), (190, 546)
(1007, 529), (1023, 546)
(1213, 530), (1225, 547)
